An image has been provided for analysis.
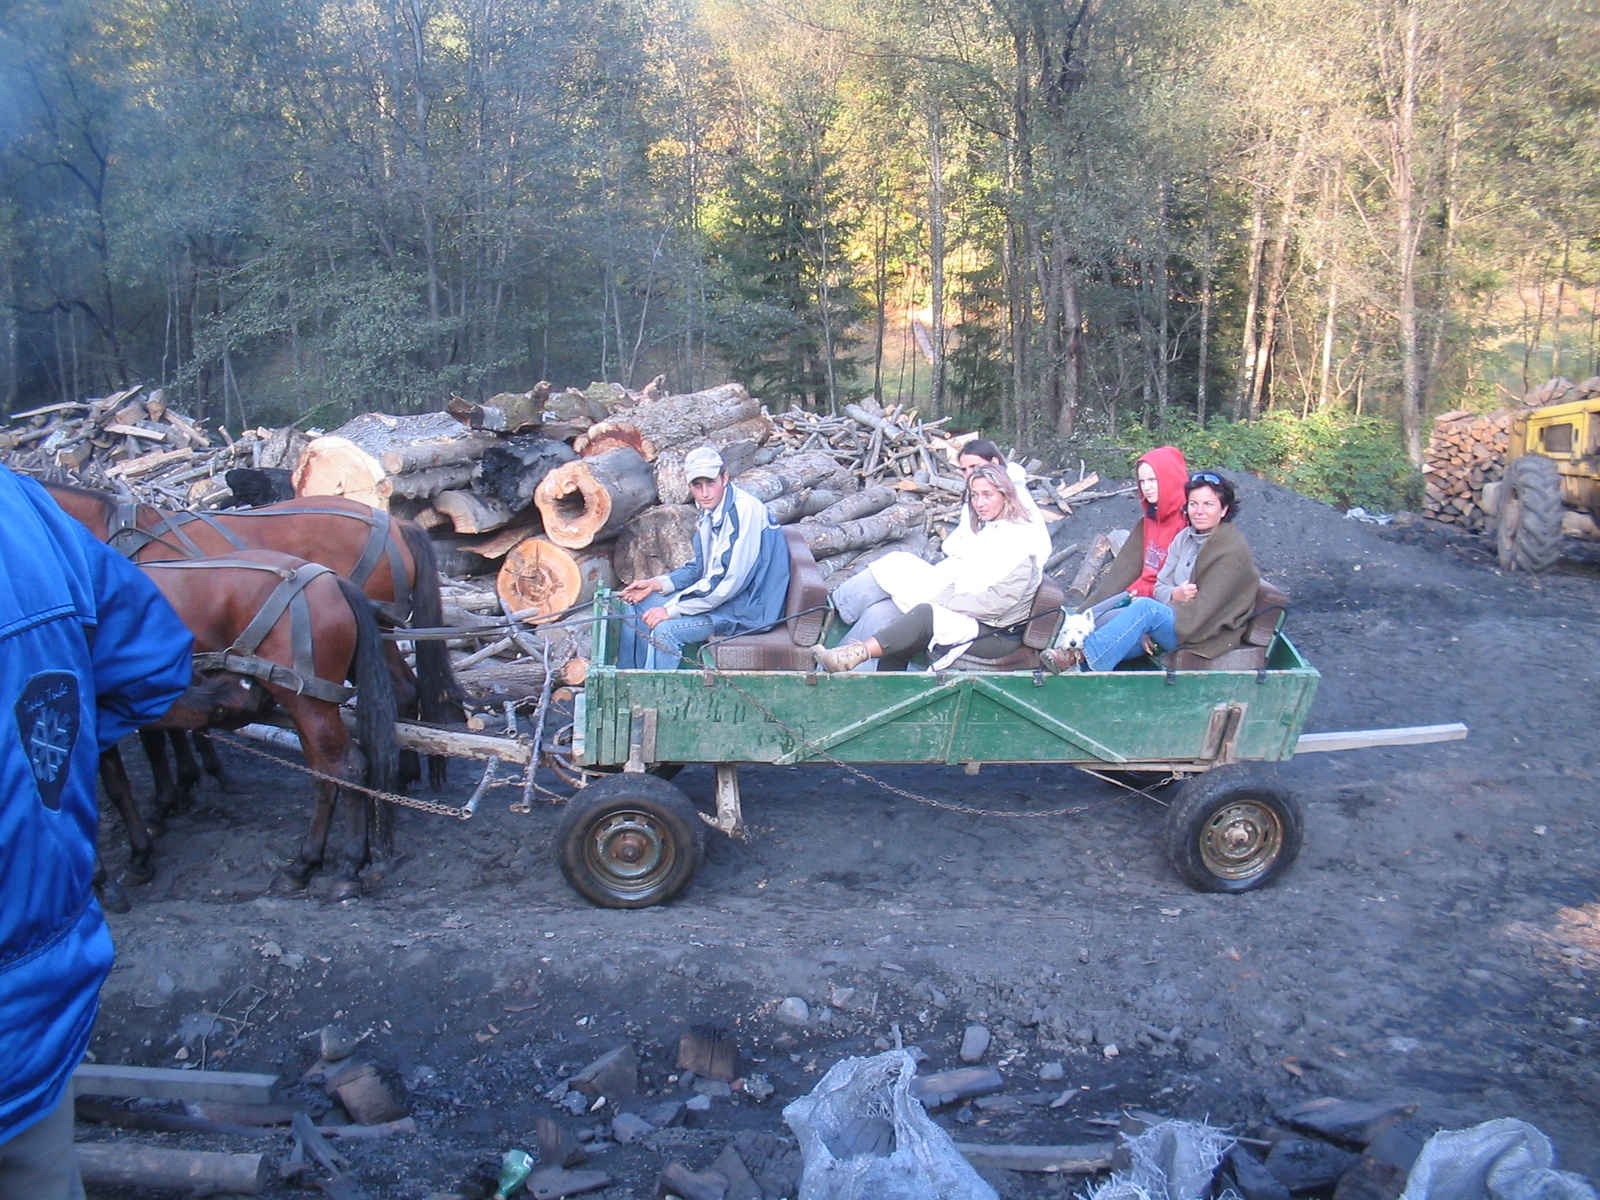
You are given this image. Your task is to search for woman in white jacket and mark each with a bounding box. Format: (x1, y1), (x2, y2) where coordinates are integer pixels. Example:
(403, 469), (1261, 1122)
(816, 465), (1044, 671)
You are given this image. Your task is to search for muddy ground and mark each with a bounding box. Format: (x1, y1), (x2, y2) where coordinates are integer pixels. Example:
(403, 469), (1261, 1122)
(85, 473), (1600, 1197)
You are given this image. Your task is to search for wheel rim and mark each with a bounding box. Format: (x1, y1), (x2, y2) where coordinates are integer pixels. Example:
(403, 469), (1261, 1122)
(1198, 799), (1283, 880)
(584, 809), (678, 895)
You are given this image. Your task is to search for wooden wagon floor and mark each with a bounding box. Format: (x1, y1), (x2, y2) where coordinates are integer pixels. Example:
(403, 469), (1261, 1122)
(89, 474), (1600, 1196)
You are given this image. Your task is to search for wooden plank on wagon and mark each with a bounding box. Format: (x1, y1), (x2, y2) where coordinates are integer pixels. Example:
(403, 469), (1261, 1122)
(74, 1063), (279, 1105)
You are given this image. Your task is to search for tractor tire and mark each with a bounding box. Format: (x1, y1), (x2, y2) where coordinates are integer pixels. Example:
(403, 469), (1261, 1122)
(1496, 454), (1564, 574)
(1163, 766), (1303, 894)
(555, 772), (705, 908)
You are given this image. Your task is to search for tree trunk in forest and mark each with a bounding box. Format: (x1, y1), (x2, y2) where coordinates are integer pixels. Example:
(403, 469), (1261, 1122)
(927, 103), (948, 414)
(1249, 133), (1308, 419)
(1390, 1), (1425, 465)
(1059, 271), (1082, 437)
(1318, 278), (1339, 411)
(1197, 234), (1213, 427)
(1233, 175), (1268, 422)
(534, 447), (658, 548)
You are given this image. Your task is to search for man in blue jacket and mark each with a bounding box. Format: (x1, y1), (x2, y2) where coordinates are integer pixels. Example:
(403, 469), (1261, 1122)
(0, 466), (192, 1199)
(615, 445), (790, 668)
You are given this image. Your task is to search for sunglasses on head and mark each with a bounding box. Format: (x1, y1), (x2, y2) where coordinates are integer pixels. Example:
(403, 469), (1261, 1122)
(1189, 472), (1224, 486)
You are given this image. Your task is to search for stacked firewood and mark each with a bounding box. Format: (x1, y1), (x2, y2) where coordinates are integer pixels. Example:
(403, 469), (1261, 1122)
(0, 384), (302, 507)
(1422, 376), (1600, 529)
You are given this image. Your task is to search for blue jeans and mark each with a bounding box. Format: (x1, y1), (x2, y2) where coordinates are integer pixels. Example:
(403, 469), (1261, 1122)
(1082, 597), (1177, 672)
(616, 598), (717, 669)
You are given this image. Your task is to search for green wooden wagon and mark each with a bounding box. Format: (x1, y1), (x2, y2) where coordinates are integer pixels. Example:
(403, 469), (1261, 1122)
(550, 591), (1465, 908)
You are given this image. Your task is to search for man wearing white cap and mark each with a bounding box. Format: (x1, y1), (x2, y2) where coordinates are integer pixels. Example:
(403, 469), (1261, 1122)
(616, 445), (791, 669)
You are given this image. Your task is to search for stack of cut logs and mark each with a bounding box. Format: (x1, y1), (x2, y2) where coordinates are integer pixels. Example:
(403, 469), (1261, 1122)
(1422, 376), (1600, 529)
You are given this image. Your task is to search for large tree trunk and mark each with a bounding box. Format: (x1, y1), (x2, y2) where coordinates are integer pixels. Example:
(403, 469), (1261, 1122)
(611, 383), (762, 452)
(794, 502), (926, 559)
(496, 538), (618, 622)
(612, 505), (699, 582)
(535, 447), (658, 548)
(293, 412), (482, 509)
(472, 435), (578, 510)
(734, 450), (851, 503)
(1232, 174), (1269, 422)
(766, 488), (839, 524)
(811, 484), (898, 526)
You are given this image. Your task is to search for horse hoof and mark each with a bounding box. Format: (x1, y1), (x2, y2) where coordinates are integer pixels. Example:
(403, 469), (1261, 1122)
(98, 881), (132, 914)
(118, 863), (155, 887)
(272, 867), (310, 894)
(331, 879), (362, 902)
(361, 859), (390, 884)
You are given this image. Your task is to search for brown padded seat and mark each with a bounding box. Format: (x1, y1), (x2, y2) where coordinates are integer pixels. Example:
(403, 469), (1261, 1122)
(709, 528), (830, 671)
(947, 576), (1067, 672)
(1165, 581), (1288, 671)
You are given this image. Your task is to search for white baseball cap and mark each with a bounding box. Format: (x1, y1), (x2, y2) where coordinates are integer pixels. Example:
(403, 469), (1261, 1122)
(683, 446), (724, 481)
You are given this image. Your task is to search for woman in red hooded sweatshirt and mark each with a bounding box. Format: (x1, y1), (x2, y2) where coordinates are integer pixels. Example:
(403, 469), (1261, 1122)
(1086, 445), (1189, 604)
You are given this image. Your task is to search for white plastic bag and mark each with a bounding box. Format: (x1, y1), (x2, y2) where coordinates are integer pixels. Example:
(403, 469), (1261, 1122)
(1399, 1119), (1597, 1200)
(1086, 1119), (1237, 1200)
(782, 1050), (997, 1200)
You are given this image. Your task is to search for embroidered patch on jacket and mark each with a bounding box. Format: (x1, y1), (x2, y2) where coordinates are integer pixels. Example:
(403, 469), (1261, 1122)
(15, 671), (80, 811)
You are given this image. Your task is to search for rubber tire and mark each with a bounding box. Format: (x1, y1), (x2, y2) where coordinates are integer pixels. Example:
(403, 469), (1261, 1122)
(1163, 767), (1303, 894)
(555, 773), (706, 908)
(1496, 454), (1563, 573)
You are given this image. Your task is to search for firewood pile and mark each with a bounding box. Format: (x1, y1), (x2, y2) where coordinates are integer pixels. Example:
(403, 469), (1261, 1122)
(1422, 376), (1600, 529)
(0, 385), (304, 507)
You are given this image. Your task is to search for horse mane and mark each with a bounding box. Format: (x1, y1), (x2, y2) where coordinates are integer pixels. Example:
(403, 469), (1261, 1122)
(45, 479), (119, 526)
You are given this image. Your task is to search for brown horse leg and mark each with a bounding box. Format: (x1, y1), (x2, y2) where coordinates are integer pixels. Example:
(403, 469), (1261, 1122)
(139, 730), (181, 830)
(94, 853), (131, 914)
(100, 748), (155, 886)
(277, 710), (367, 898)
(274, 772), (336, 893)
(365, 797), (395, 882)
(193, 731), (236, 791)
(171, 732), (202, 805)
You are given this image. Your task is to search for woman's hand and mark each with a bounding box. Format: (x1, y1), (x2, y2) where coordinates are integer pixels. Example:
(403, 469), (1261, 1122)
(1171, 582), (1198, 603)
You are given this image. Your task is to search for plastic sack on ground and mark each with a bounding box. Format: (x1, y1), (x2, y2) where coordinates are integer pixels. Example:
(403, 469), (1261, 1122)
(781, 1050), (997, 1200)
(1399, 1119), (1597, 1200)
(1086, 1119), (1236, 1200)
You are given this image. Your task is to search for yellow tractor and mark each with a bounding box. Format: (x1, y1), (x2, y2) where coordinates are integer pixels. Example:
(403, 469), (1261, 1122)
(1485, 397), (1600, 572)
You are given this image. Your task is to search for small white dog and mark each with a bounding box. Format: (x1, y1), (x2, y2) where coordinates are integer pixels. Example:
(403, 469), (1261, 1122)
(1041, 609), (1096, 674)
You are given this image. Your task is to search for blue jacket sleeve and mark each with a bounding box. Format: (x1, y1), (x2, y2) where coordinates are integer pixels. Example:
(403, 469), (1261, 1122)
(78, 527), (193, 748)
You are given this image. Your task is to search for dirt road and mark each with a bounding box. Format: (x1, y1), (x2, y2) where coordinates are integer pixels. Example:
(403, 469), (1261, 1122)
(89, 475), (1600, 1197)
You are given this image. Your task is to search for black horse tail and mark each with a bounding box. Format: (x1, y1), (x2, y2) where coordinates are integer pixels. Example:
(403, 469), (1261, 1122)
(338, 576), (399, 793)
(399, 519), (462, 726)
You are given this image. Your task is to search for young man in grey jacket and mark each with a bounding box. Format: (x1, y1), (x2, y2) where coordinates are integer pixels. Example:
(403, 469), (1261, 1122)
(615, 446), (791, 668)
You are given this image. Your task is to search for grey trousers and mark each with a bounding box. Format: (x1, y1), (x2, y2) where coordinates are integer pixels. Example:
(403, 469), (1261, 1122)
(0, 1085), (83, 1200)
(831, 570), (903, 671)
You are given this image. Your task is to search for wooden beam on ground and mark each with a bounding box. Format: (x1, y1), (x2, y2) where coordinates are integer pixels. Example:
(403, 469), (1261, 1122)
(1293, 723), (1468, 754)
(76, 1144), (269, 1194)
(74, 1064), (279, 1105)
(953, 1141), (1114, 1173)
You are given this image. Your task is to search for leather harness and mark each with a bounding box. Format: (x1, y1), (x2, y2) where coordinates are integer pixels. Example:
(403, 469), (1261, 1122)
(109, 502), (411, 622)
(146, 559), (357, 704)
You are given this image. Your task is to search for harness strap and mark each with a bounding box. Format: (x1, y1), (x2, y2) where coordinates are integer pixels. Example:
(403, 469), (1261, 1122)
(158, 509), (250, 552)
(145, 559), (355, 703)
(107, 501), (162, 559)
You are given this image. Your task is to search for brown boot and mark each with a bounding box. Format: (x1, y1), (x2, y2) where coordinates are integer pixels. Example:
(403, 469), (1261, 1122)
(1040, 646), (1084, 675)
(814, 641), (872, 672)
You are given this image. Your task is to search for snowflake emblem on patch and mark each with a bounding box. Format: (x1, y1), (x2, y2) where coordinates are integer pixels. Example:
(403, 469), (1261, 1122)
(14, 670), (80, 811)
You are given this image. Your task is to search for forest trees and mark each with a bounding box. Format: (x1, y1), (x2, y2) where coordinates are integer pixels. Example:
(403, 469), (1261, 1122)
(0, 0), (1596, 456)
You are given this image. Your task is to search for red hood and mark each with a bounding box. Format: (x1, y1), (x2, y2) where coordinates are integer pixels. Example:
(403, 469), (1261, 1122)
(1138, 445), (1189, 525)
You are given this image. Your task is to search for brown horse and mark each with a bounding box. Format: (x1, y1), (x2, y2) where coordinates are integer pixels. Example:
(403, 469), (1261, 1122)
(44, 481), (457, 794)
(100, 551), (400, 899)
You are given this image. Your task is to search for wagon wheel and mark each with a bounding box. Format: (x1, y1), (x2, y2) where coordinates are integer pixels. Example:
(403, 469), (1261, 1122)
(543, 723), (683, 787)
(1496, 454), (1563, 574)
(554, 773), (706, 908)
(1162, 766), (1303, 893)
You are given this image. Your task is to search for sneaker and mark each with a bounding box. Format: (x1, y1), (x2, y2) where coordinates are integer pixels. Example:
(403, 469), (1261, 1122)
(813, 641), (871, 673)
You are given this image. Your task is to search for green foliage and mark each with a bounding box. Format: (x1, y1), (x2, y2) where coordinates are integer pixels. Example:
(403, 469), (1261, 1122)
(1127, 410), (1421, 511)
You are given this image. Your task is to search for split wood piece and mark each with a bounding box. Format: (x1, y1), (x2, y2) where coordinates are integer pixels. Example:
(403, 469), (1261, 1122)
(1044, 542), (1083, 574)
(952, 1141), (1114, 1173)
(446, 383), (551, 433)
(654, 430), (769, 504)
(793, 501), (926, 559)
(766, 487), (839, 525)
(289, 1110), (351, 1176)
(908, 1066), (1004, 1108)
(536, 1115), (589, 1167)
(497, 538), (618, 623)
(1055, 472), (1102, 506)
(435, 489), (517, 535)
(1277, 1096), (1419, 1144)
(378, 433), (497, 476)
(611, 382), (761, 452)
(328, 1061), (408, 1124)
(678, 1028), (739, 1083)
(467, 523), (542, 561)
(811, 484), (898, 526)
(528, 1166), (612, 1199)
(570, 1043), (640, 1099)
(384, 462), (477, 499)
(189, 1101), (300, 1127)
(293, 411), (480, 509)
(76, 1144), (269, 1194)
(1067, 533), (1116, 599)
(574, 420), (657, 461)
(473, 435), (579, 510)
(536, 447), (658, 549)
(654, 1161), (729, 1200)
(74, 1063), (279, 1105)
